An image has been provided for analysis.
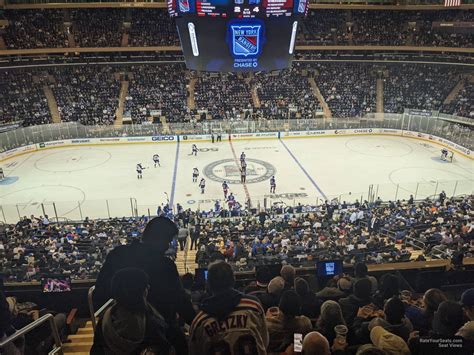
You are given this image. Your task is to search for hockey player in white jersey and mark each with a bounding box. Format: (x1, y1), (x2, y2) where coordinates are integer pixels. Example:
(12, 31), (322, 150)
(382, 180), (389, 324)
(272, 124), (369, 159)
(192, 144), (198, 156)
(153, 154), (160, 167)
(192, 167), (199, 182)
(199, 178), (206, 194)
(136, 163), (145, 179)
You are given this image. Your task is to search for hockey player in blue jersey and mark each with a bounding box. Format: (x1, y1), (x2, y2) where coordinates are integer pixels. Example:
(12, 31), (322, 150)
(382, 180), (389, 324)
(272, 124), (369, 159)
(222, 181), (229, 199)
(270, 175), (276, 193)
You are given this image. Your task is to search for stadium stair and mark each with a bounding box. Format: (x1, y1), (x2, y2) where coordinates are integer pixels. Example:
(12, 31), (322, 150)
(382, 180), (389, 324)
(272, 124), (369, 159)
(187, 77), (197, 110)
(114, 80), (129, 127)
(160, 116), (171, 134)
(376, 77), (384, 113)
(62, 320), (94, 354)
(308, 77), (332, 119)
(247, 74), (261, 108)
(43, 86), (62, 123)
(443, 78), (466, 105)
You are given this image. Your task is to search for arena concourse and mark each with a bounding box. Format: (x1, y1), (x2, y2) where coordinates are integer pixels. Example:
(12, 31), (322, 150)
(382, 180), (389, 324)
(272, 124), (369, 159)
(0, 1), (473, 354)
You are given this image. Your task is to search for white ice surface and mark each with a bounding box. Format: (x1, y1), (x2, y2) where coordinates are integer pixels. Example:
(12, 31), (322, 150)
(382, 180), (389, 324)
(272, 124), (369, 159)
(0, 136), (472, 222)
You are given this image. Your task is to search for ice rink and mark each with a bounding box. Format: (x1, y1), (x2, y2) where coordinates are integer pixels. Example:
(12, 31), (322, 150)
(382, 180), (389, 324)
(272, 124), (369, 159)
(0, 135), (473, 223)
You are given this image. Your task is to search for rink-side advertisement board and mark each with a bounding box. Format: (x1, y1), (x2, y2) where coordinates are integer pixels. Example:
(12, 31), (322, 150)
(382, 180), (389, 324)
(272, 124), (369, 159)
(281, 128), (401, 138)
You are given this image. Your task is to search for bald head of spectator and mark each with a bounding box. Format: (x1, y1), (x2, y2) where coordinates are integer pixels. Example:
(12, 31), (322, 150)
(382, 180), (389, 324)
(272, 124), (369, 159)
(302, 331), (331, 355)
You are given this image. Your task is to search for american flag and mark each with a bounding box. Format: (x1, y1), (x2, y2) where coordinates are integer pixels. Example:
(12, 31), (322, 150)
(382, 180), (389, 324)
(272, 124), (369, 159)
(444, 0), (461, 7)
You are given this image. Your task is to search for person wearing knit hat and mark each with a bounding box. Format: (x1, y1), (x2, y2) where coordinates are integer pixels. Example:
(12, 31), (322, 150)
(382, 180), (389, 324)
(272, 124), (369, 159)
(370, 326), (410, 355)
(457, 288), (474, 347)
(280, 264), (296, 290)
(93, 216), (194, 355)
(431, 301), (465, 337)
(461, 288), (474, 321)
(255, 276), (285, 312)
(316, 300), (346, 345)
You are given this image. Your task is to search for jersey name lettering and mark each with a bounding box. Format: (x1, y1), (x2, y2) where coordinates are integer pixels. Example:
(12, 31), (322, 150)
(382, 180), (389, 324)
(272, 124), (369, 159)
(204, 314), (249, 337)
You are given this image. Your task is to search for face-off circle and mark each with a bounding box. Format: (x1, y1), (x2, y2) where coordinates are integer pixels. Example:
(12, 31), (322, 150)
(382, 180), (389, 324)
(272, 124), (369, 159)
(204, 158), (276, 184)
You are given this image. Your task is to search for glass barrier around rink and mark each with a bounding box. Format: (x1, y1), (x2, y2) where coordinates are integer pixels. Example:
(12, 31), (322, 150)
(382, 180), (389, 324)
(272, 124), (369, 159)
(1, 179), (472, 224)
(0, 113), (472, 153)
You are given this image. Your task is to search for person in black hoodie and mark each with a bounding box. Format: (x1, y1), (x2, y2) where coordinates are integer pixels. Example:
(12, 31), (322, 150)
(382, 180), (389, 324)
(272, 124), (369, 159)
(189, 261), (269, 355)
(93, 217), (195, 355)
(339, 278), (373, 326)
(91, 268), (173, 355)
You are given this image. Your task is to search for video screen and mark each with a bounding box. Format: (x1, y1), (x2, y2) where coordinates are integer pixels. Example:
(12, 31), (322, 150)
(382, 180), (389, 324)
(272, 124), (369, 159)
(41, 277), (72, 293)
(317, 260), (343, 277)
(176, 17), (298, 72)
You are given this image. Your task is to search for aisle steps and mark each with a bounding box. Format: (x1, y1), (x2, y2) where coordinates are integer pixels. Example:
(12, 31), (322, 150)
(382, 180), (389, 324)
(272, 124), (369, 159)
(43, 86), (61, 123)
(308, 77), (332, 119)
(444, 79), (466, 105)
(376, 77), (384, 113)
(188, 77), (197, 110)
(114, 80), (129, 127)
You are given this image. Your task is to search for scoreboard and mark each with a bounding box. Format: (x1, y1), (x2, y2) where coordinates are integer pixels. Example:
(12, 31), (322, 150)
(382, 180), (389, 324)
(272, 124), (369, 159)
(169, 0), (308, 72)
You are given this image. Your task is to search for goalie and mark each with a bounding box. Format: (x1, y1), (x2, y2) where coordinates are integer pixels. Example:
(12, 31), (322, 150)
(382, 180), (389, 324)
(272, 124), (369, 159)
(440, 148), (454, 162)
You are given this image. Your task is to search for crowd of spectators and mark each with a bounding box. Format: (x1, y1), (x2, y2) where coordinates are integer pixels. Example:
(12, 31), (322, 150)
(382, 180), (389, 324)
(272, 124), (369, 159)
(315, 63), (376, 118)
(301, 9), (474, 48)
(2, 9), (472, 49)
(70, 9), (124, 47)
(52, 66), (120, 125)
(254, 63), (322, 120)
(128, 9), (180, 47)
(2, 10), (67, 49)
(441, 81), (474, 119)
(383, 64), (464, 114)
(0, 69), (52, 126)
(124, 64), (189, 123)
(1, 195), (472, 283)
(0, 194), (473, 354)
(0, 62), (472, 126)
(194, 72), (254, 120)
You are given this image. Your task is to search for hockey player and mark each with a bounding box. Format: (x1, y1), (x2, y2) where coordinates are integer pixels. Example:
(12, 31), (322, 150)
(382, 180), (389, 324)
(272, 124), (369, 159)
(153, 154), (160, 167)
(0, 167), (4, 181)
(270, 175), (276, 193)
(441, 148), (448, 161)
(136, 163), (144, 179)
(199, 178), (206, 194)
(192, 144), (198, 156)
(192, 167), (199, 182)
(227, 193), (236, 209)
(241, 167), (247, 184)
(222, 181), (229, 199)
(240, 152), (246, 164)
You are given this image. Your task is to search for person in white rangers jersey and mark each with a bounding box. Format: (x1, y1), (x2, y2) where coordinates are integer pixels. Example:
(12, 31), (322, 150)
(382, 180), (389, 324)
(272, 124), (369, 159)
(153, 154), (160, 167)
(189, 261), (268, 355)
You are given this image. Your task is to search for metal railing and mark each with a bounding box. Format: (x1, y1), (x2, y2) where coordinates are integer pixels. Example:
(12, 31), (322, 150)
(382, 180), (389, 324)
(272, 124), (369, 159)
(87, 286), (114, 331)
(0, 314), (62, 355)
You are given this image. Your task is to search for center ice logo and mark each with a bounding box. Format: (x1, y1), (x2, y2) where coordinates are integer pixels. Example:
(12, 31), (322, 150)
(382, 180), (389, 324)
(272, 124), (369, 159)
(204, 158), (276, 184)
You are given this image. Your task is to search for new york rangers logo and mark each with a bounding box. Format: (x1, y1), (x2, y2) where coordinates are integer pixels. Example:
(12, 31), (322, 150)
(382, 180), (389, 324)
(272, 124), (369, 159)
(231, 25), (261, 57)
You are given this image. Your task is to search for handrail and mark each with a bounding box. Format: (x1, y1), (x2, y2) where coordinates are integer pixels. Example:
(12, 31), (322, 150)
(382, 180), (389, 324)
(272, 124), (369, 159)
(0, 313), (62, 355)
(88, 285), (114, 331)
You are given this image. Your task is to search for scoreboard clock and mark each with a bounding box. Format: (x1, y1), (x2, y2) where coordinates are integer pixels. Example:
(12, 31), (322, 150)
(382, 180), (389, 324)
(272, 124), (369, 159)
(169, 0), (308, 72)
